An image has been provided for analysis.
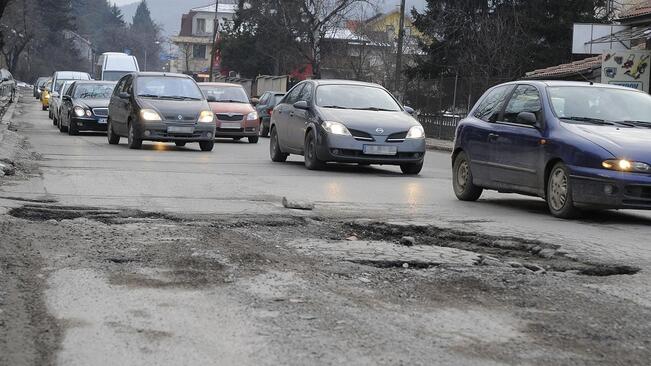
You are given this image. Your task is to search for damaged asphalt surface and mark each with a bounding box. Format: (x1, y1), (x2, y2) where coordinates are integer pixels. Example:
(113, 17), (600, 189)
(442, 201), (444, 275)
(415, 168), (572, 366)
(2, 90), (651, 365)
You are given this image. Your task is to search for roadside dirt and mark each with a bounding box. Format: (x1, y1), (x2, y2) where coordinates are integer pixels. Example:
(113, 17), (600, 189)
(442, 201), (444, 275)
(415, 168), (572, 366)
(1, 204), (650, 365)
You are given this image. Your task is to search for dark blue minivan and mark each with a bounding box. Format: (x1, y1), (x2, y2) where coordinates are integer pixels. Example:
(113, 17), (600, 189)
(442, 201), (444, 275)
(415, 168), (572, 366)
(453, 81), (651, 218)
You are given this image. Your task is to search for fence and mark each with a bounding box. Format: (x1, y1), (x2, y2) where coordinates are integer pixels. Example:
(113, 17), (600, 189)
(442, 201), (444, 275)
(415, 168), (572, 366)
(418, 114), (459, 141)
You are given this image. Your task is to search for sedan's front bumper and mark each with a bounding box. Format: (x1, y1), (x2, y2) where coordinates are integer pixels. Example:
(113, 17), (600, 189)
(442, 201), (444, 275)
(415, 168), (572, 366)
(139, 121), (215, 142)
(316, 130), (426, 165)
(215, 120), (259, 138)
(569, 165), (651, 209)
(70, 116), (108, 131)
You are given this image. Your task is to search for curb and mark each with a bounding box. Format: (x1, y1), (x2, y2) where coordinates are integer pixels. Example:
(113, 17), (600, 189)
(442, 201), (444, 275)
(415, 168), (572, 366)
(425, 138), (453, 153)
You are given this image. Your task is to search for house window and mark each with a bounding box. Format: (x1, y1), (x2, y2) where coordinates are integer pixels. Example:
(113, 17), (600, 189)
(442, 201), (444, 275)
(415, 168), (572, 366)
(197, 18), (206, 34)
(193, 44), (207, 59)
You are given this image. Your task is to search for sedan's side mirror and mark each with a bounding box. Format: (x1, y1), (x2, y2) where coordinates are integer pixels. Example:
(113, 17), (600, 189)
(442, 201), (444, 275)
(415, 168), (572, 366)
(517, 111), (538, 126)
(119, 92), (130, 99)
(293, 100), (309, 110)
(404, 106), (417, 116)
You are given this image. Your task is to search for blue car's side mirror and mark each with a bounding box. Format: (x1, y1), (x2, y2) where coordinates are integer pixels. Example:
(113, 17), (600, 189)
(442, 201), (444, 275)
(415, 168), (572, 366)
(517, 112), (538, 126)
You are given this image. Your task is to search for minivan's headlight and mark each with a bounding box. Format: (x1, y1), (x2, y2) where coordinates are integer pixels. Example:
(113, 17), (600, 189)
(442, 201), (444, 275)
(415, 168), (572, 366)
(246, 111), (258, 121)
(198, 110), (214, 123)
(602, 159), (651, 173)
(73, 106), (86, 117)
(323, 121), (351, 136)
(406, 125), (425, 139)
(140, 109), (162, 121)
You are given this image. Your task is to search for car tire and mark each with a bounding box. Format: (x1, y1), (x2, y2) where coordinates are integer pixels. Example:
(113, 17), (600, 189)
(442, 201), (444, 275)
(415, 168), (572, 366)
(248, 136), (259, 144)
(400, 162), (423, 175)
(175, 141), (186, 147)
(42, 105), (47, 111)
(304, 132), (325, 170)
(58, 117), (68, 133)
(67, 118), (78, 135)
(270, 127), (288, 162)
(127, 121), (142, 150)
(107, 118), (120, 145)
(546, 162), (579, 219)
(199, 140), (214, 152)
(452, 151), (483, 201)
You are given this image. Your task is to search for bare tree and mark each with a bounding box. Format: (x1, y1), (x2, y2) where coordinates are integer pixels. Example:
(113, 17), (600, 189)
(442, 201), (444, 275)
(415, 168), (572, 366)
(0, 0), (36, 72)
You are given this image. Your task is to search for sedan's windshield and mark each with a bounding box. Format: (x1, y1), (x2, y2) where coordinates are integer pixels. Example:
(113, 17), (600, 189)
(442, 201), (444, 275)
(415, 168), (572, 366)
(74, 84), (115, 99)
(136, 76), (203, 100)
(200, 85), (249, 103)
(548, 86), (651, 125)
(316, 85), (402, 111)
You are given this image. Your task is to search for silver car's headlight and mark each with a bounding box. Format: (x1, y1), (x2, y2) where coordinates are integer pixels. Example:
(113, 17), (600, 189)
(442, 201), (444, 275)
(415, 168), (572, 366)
(198, 111), (214, 123)
(140, 109), (162, 121)
(323, 121), (351, 136)
(406, 125), (425, 139)
(73, 106), (86, 117)
(246, 111), (258, 121)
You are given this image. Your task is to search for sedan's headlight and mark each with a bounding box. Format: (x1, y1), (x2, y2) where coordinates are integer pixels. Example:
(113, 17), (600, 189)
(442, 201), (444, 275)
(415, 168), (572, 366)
(73, 106), (85, 117)
(602, 159), (651, 173)
(140, 109), (162, 121)
(198, 110), (214, 123)
(406, 125), (425, 139)
(323, 121), (351, 136)
(246, 111), (258, 121)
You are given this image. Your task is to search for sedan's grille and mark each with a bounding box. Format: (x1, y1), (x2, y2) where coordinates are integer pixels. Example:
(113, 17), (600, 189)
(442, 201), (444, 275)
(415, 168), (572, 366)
(92, 108), (108, 117)
(349, 129), (374, 141)
(163, 114), (196, 121)
(386, 131), (408, 142)
(216, 113), (244, 122)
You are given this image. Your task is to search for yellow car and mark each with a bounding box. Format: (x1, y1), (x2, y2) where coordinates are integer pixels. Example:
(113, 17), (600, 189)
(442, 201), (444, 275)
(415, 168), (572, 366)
(40, 79), (52, 111)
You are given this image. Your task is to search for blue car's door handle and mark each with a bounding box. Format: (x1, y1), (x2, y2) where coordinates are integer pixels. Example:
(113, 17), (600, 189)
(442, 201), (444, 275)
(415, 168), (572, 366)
(488, 133), (499, 142)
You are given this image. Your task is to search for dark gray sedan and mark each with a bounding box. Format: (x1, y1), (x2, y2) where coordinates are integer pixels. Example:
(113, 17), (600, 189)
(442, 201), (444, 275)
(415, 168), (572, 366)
(269, 80), (426, 174)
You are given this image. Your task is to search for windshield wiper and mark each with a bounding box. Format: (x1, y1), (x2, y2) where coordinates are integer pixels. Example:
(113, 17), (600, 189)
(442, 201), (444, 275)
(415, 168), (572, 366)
(320, 105), (348, 109)
(137, 94), (160, 99)
(619, 120), (651, 128)
(353, 107), (396, 112)
(560, 116), (615, 125)
(215, 99), (247, 103)
(159, 95), (201, 101)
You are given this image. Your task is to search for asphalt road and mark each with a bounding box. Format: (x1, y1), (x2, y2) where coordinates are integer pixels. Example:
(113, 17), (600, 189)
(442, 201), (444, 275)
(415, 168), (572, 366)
(2, 94), (651, 365)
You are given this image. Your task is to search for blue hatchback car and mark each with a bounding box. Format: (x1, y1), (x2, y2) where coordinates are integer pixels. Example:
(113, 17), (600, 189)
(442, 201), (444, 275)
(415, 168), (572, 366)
(452, 80), (651, 218)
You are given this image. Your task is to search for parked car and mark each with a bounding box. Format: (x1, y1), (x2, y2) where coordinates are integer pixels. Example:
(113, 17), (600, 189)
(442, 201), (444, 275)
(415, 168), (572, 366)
(256, 91), (285, 137)
(34, 77), (49, 99)
(269, 80), (426, 174)
(452, 80), (651, 218)
(107, 72), (216, 151)
(59, 81), (116, 135)
(95, 52), (140, 81)
(40, 79), (52, 111)
(198, 82), (260, 143)
(49, 71), (92, 122)
(52, 81), (75, 127)
(0, 68), (16, 103)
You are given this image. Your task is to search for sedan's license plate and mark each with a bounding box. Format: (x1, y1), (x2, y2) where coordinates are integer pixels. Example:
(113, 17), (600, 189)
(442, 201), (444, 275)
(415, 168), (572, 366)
(363, 145), (398, 155)
(167, 126), (194, 134)
(221, 122), (241, 129)
(98, 118), (107, 124)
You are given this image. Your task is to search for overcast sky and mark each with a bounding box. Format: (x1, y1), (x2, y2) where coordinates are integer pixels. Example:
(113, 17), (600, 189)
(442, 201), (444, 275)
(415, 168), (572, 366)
(110, 0), (426, 11)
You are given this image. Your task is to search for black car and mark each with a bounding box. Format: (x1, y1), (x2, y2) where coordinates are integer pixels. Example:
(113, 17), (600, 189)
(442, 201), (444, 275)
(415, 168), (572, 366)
(59, 81), (116, 135)
(33, 77), (48, 99)
(0, 68), (16, 103)
(107, 72), (216, 151)
(256, 91), (285, 137)
(270, 80), (426, 174)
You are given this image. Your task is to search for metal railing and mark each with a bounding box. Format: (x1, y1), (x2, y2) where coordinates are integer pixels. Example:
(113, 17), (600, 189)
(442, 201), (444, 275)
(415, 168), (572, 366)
(418, 114), (459, 141)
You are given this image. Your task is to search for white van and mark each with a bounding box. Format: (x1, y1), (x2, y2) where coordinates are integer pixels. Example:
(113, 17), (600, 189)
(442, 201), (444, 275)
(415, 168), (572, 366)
(95, 52), (140, 81)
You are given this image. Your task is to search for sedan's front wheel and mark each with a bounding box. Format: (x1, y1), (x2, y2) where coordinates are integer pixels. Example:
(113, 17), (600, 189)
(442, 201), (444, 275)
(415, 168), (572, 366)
(400, 162), (423, 175)
(270, 128), (288, 162)
(127, 122), (142, 150)
(453, 151), (483, 201)
(107, 118), (120, 145)
(199, 140), (214, 151)
(546, 162), (579, 219)
(304, 133), (325, 170)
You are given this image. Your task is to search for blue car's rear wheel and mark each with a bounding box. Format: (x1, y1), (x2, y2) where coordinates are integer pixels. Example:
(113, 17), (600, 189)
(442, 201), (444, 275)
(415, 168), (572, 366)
(547, 162), (579, 219)
(453, 152), (482, 201)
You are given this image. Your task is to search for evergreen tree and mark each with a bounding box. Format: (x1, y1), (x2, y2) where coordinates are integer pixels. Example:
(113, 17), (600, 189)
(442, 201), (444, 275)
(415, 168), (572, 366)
(130, 0), (160, 71)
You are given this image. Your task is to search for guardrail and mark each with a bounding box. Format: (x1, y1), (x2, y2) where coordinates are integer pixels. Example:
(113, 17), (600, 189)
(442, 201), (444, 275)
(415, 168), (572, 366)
(418, 114), (459, 141)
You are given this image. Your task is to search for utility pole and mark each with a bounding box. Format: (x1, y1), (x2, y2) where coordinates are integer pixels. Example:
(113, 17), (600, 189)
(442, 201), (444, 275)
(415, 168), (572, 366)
(394, 0), (406, 96)
(209, 0), (220, 82)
